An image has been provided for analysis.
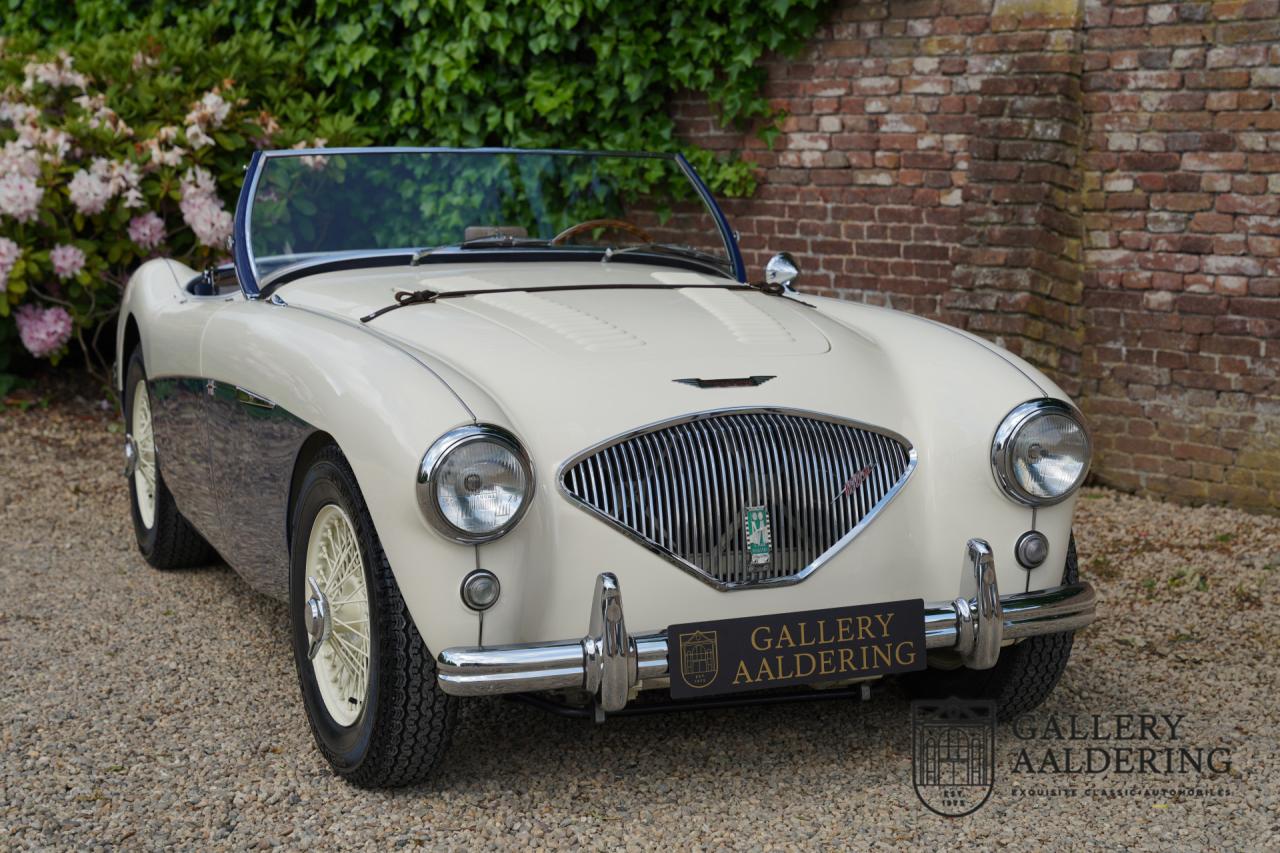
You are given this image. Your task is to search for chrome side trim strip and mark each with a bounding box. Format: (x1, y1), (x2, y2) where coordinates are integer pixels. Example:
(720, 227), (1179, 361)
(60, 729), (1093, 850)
(235, 386), (276, 409)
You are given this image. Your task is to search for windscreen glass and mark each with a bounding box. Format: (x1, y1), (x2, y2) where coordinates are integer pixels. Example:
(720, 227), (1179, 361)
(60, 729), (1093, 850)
(246, 150), (735, 283)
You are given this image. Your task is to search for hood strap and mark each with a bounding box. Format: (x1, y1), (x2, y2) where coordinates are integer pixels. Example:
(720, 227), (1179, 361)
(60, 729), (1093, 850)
(359, 281), (808, 323)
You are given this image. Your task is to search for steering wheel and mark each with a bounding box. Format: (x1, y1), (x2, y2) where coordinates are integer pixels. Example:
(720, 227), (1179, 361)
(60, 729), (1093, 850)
(550, 218), (653, 246)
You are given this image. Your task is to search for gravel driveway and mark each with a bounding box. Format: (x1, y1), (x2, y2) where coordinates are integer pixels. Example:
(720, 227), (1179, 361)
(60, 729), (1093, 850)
(2, 395), (1277, 850)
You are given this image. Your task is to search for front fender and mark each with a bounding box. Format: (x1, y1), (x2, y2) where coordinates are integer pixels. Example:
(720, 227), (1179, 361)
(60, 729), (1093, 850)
(194, 288), (490, 654)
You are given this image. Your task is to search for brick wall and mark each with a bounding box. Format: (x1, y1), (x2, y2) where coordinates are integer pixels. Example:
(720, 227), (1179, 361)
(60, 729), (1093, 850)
(675, 0), (1280, 512)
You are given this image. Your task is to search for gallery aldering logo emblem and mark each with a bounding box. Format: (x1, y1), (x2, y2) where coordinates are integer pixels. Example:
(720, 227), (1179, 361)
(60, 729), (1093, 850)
(911, 698), (997, 817)
(678, 630), (718, 689)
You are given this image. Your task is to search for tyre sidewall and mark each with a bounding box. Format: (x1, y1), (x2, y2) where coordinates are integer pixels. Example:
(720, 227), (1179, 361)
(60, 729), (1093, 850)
(289, 456), (384, 774)
(123, 350), (161, 558)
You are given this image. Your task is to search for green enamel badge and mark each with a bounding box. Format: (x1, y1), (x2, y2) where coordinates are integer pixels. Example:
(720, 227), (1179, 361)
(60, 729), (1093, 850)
(744, 505), (772, 566)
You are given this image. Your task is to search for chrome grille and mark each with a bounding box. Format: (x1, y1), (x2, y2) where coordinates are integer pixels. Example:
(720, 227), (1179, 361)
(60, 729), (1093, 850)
(560, 410), (915, 589)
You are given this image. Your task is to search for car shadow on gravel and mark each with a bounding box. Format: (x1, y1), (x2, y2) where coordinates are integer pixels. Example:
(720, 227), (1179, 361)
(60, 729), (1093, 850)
(394, 682), (919, 799)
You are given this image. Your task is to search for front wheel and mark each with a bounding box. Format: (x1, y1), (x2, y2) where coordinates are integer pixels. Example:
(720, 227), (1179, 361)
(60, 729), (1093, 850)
(904, 535), (1081, 720)
(290, 445), (455, 788)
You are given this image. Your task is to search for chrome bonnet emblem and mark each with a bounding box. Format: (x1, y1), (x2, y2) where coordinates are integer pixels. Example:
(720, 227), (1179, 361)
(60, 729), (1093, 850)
(832, 465), (875, 503)
(673, 376), (775, 389)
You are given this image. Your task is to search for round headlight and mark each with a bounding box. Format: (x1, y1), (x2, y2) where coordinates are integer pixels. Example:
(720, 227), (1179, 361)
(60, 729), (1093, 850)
(991, 400), (1091, 506)
(417, 425), (533, 543)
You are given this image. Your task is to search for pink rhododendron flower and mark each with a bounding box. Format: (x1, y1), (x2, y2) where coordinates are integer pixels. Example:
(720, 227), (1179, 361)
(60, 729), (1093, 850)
(0, 237), (19, 292)
(0, 171), (42, 222)
(179, 167), (233, 248)
(253, 110), (281, 148)
(15, 303), (73, 358)
(185, 89), (230, 131)
(0, 140), (40, 179)
(50, 244), (85, 280)
(292, 138), (329, 171)
(73, 93), (131, 137)
(143, 126), (185, 167)
(21, 52), (87, 92)
(67, 157), (143, 215)
(128, 212), (166, 250)
(0, 98), (39, 127)
(185, 123), (214, 150)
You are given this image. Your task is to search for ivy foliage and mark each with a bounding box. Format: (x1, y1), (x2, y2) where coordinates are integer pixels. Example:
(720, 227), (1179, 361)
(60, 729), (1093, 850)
(2, 0), (831, 196)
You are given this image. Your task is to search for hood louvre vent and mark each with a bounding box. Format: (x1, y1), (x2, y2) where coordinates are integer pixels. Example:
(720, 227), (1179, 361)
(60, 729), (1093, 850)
(560, 409), (915, 590)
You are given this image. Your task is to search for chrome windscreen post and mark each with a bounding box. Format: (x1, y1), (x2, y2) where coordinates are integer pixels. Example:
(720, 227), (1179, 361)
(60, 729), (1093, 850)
(961, 539), (1003, 670)
(581, 573), (637, 715)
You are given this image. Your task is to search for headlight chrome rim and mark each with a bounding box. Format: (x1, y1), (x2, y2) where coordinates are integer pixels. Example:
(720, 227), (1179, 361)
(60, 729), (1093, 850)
(991, 399), (1091, 507)
(417, 424), (534, 544)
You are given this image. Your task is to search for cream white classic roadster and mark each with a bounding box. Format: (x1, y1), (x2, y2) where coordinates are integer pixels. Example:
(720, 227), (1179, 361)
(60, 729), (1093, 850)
(117, 147), (1096, 787)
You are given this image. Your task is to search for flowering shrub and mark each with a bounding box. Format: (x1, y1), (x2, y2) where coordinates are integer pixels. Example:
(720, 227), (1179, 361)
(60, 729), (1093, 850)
(0, 12), (365, 379)
(0, 1), (832, 382)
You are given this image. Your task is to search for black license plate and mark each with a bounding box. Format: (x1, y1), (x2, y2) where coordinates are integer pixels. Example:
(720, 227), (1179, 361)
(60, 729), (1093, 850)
(667, 598), (926, 699)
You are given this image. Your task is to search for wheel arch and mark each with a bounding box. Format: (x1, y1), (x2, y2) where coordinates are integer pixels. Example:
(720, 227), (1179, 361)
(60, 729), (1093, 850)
(119, 313), (141, 395)
(287, 430), (342, 556)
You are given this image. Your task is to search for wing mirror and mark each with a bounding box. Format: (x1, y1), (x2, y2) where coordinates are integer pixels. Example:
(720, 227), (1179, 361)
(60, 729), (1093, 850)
(764, 252), (800, 292)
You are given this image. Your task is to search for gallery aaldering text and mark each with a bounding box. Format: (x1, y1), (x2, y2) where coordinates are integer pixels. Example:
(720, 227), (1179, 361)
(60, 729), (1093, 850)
(1008, 714), (1232, 775)
(729, 613), (916, 686)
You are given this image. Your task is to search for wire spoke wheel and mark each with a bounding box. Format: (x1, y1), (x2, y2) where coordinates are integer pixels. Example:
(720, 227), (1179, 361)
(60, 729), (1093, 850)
(131, 379), (157, 529)
(305, 503), (371, 727)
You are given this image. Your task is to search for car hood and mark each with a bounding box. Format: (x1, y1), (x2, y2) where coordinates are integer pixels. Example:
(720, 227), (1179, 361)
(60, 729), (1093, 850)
(280, 262), (1047, 468)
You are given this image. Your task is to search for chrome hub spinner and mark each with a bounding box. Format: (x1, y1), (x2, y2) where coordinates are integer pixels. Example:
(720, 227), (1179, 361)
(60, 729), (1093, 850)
(123, 433), (138, 478)
(305, 576), (332, 661)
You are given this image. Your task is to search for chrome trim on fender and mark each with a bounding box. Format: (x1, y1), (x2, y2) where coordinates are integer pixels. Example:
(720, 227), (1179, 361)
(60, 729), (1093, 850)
(435, 539), (1098, 708)
(235, 386), (276, 409)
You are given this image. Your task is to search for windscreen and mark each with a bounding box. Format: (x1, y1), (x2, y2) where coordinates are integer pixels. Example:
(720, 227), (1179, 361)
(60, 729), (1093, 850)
(246, 149), (735, 283)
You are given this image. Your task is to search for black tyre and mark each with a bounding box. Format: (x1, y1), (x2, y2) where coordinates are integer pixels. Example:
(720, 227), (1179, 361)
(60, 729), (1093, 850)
(289, 445), (456, 788)
(905, 535), (1081, 720)
(123, 348), (215, 569)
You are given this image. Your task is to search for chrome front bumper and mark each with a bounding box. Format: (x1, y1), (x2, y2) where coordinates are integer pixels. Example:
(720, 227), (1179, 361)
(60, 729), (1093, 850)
(436, 538), (1098, 712)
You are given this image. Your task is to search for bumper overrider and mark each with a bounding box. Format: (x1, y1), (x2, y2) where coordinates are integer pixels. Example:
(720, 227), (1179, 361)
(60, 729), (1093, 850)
(435, 539), (1098, 712)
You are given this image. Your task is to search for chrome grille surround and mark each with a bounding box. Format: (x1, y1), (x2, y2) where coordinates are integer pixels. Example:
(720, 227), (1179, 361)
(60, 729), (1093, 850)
(558, 408), (917, 590)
